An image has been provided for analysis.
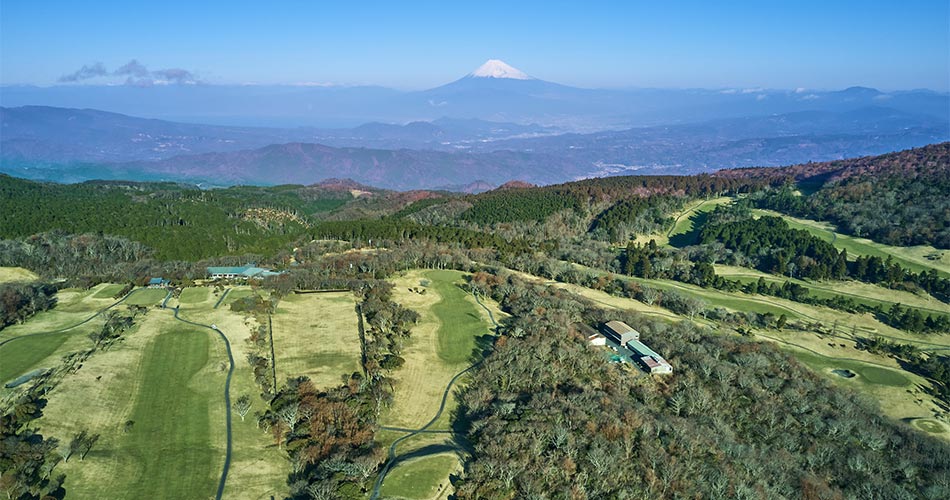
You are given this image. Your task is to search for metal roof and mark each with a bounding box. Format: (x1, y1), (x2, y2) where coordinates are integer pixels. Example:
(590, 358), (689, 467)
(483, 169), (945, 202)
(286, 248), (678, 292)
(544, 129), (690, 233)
(605, 320), (636, 335)
(207, 265), (281, 278)
(625, 338), (665, 362)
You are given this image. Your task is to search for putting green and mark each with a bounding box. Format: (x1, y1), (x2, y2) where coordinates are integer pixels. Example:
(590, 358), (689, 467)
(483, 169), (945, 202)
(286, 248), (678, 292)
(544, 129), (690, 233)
(179, 287), (211, 304)
(124, 288), (169, 306)
(92, 284), (128, 299)
(912, 418), (947, 434)
(428, 269), (486, 364)
(379, 454), (460, 499)
(790, 350), (910, 388)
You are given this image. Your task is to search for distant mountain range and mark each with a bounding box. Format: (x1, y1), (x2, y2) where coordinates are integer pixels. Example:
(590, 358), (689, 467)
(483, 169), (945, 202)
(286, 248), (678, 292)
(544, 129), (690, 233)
(2, 60), (947, 129)
(1, 60), (948, 189)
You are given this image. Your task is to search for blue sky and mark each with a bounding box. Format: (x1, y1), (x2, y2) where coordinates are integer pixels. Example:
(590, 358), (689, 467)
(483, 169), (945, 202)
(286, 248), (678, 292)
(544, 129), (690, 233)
(2, 0), (948, 90)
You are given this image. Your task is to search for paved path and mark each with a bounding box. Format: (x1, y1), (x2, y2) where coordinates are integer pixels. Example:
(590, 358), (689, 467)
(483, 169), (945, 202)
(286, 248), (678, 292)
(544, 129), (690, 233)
(213, 288), (231, 309)
(171, 305), (235, 500)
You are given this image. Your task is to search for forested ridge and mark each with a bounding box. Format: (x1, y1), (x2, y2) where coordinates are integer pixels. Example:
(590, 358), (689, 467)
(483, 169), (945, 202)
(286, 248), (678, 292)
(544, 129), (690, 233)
(719, 143), (950, 248)
(0, 175), (351, 260)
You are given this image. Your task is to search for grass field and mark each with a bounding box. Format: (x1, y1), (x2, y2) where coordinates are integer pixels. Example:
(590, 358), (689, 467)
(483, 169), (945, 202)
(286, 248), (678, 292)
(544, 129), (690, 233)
(92, 284), (127, 299)
(0, 266), (39, 283)
(179, 287), (211, 304)
(0, 287), (119, 385)
(37, 313), (225, 499)
(180, 291), (289, 499)
(271, 292), (361, 389)
(124, 288), (170, 306)
(119, 325), (219, 498)
(383, 269), (490, 428)
(752, 209), (950, 277)
(18, 285), (288, 500)
(379, 454), (460, 499)
(1, 330), (79, 384)
(429, 272), (488, 364)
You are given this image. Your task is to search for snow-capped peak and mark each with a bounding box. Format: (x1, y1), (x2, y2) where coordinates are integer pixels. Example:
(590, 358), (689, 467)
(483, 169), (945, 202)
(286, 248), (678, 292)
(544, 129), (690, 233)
(469, 59), (532, 80)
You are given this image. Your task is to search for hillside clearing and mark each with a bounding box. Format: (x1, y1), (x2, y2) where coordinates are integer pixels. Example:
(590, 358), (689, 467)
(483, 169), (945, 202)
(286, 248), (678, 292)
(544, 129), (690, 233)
(0, 266), (39, 283)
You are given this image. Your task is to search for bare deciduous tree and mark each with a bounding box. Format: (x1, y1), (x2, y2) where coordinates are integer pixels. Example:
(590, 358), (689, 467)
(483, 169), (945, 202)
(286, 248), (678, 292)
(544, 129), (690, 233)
(233, 395), (252, 422)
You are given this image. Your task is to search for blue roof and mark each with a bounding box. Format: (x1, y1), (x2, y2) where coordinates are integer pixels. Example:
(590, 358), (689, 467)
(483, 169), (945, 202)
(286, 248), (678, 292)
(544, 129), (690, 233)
(625, 339), (665, 362)
(207, 266), (251, 274)
(148, 277), (165, 285)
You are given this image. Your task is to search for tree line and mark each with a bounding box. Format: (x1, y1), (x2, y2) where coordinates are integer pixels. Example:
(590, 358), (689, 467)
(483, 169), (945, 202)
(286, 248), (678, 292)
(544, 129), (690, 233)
(0, 282), (58, 331)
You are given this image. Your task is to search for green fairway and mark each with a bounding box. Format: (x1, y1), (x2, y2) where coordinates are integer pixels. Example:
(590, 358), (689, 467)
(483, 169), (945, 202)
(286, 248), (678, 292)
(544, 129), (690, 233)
(790, 350), (911, 388)
(427, 269), (486, 364)
(116, 325), (218, 499)
(178, 287), (211, 304)
(379, 454), (459, 499)
(0, 334), (71, 383)
(271, 292), (361, 389)
(124, 288), (169, 306)
(92, 284), (127, 299)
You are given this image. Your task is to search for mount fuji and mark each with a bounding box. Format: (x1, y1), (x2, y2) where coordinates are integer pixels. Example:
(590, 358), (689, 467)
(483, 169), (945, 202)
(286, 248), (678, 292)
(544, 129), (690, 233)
(468, 59), (534, 80)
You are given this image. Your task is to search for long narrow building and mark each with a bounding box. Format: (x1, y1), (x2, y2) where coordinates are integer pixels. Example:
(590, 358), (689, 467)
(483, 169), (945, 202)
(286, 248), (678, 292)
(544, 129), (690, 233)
(625, 338), (673, 374)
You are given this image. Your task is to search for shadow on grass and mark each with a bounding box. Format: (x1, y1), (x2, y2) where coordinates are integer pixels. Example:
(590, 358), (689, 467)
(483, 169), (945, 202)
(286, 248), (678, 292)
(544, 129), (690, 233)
(388, 443), (461, 469)
(669, 211), (709, 248)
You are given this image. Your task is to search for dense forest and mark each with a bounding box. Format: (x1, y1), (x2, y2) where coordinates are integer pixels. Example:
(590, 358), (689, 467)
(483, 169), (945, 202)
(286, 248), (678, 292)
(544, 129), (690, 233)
(455, 270), (950, 499)
(0, 176), (353, 260)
